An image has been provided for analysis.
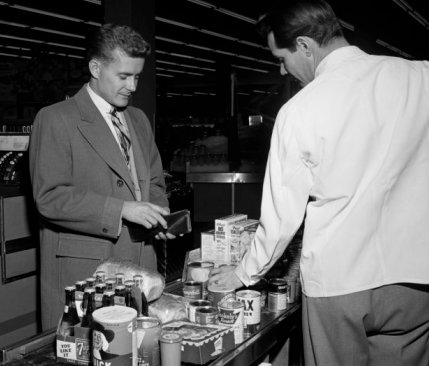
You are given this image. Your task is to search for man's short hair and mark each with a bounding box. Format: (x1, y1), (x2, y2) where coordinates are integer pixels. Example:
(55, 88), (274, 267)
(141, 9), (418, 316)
(257, 0), (343, 51)
(87, 23), (151, 63)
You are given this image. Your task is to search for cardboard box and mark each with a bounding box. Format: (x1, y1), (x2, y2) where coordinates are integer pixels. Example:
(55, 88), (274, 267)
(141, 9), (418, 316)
(229, 219), (259, 265)
(162, 320), (235, 364)
(201, 229), (228, 266)
(214, 214), (247, 264)
(56, 325), (91, 365)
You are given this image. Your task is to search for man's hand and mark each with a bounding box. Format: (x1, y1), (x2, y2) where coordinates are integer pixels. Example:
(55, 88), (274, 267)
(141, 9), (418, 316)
(122, 201), (169, 229)
(208, 265), (244, 290)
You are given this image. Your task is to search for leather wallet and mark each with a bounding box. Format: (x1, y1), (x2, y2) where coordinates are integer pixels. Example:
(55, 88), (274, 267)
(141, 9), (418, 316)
(128, 209), (192, 242)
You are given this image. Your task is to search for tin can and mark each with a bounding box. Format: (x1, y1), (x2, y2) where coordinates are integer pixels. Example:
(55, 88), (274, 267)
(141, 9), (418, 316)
(160, 333), (182, 366)
(247, 278), (268, 308)
(207, 284), (235, 309)
(267, 278), (288, 312)
(136, 316), (161, 366)
(187, 299), (211, 322)
(182, 281), (202, 301)
(236, 289), (261, 334)
(187, 261), (214, 299)
(92, 305), (137, 366)
(284, 276), (296, 303)
(219, 300), (244, 344)
(195, 306), (218, 325)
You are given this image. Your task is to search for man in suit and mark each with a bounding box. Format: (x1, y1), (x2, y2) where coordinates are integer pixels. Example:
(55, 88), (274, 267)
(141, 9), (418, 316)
(29, 24), (173, 330)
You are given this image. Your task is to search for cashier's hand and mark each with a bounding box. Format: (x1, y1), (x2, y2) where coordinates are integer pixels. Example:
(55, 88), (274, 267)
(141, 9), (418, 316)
(121, 202), (175, 240)
(208, 265), (244, 290)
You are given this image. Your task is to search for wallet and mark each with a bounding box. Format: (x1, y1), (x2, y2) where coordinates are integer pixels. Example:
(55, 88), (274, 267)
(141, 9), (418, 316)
(128, 209), (192, 242)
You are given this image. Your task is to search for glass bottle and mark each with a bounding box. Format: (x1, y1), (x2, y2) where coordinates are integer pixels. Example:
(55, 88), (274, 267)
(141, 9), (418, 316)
(81, 288), (96, 328)
(59, 286), (80, 336)
(125, 280), (138, 311)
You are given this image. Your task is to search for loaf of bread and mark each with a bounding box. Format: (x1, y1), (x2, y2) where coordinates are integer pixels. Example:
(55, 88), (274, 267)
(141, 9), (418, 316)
(95, 258), (165, 302)
(149, 293), (187, 323)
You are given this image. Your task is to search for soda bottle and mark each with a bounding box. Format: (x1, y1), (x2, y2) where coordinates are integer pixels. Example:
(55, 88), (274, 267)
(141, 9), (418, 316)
(81, 288), (96, 328)
(59, 286), (80, 336)
(125, 280), (138, 311)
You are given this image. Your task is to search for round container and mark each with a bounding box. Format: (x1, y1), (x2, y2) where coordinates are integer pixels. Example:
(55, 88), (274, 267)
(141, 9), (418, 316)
(267, 278), (288, 312)
(160, 332), (182, 366)
(187, 299), (211, 322)
(92, 305), (137, 365)
(207, 284), (235, 309)
(195, 306), (218, 325)
(236, 289), (261, 334)
(284, 276), (297, 303)
(247, 278), (268, 308)
(187, 261), (214, 298)
(182, 281), (202, 301)
(136, 316), (161, 366)
(219, 300), (244, 344)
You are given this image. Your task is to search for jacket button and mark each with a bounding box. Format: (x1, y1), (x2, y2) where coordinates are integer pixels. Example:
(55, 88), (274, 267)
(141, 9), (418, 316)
(102, 228), (108, 233)
(117, 179), (124, 187)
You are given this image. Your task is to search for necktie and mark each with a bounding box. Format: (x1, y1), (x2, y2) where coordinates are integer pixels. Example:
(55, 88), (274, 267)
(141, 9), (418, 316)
(110, 108), (131, 165)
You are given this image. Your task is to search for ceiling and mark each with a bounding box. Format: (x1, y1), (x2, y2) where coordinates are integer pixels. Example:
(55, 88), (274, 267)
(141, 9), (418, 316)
(0, 0), (428, 119)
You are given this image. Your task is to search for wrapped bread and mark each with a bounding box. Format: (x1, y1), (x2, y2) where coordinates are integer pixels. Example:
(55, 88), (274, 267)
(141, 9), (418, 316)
(149, 293), (187, 324)
(95, 258), (164, 302)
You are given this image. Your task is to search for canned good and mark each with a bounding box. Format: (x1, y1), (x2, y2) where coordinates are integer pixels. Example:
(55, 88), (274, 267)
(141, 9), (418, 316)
(219, 300), (244, 344)
(236, 289), (261, 334)
(247, 278), (268, 308)
(267, 278), (288, 312)
(187, 261), (214, 298)
(182, 281), (202, 301)
(160, 333), (182, 366)
(284, 276), (296, 303)
(187, 299), (211, 322)
(207, 284), (235, 309)
(195, 306), (218, 325)
(136, 316), (161, 366)
(92, 305), (137, 366)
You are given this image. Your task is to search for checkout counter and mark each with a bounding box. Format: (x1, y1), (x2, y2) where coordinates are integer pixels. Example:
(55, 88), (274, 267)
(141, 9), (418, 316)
(0, 279), (302, 366)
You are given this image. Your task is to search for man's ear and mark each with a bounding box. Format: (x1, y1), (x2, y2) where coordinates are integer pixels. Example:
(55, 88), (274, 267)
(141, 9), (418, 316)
(88, 59), (100, 79)
(296, 36), (314, 57)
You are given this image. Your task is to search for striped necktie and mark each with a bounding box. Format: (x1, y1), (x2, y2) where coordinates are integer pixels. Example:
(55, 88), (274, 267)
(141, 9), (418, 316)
(110, 108), (131, 165)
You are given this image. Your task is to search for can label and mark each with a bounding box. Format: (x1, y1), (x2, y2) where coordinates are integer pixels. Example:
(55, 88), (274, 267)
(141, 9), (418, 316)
(187, 300), (211, 322)
(195, 306), (218, 325)
(92, 305), (137, 366)
(268, 278), (288, 312)
(183, 281), (202, 301)
(236, 290), (261, 334)
(207, 285), (235, 308)
(219, 300), (244, 344)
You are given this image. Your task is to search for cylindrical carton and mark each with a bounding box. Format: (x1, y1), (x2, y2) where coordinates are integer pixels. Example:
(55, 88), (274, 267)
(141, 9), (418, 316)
(207, 284), (235, 309)
(236, 289), (261, 334)
(136, 316), (161, 366)
(92, 305), (137, 366)
(160, 332), (182, 366)
(195, 306), (218, 325)
(187, 299), (211, 322)
(218, 300), (244, 344)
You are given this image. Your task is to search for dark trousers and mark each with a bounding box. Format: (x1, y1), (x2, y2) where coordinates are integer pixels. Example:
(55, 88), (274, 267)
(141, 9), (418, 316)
(302, 284), (429, 366)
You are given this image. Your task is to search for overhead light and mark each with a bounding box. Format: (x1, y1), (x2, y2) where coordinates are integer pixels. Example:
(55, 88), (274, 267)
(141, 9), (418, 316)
(0, 34), (43, 43)
(0, 20), (26, 27)
(157, 60), (215, 71)
(1, 45), (31, 51)
(156, 73), (175, 78)
(392, 0), (429, 29)
(46, 42), (85, 50)
(376, 39), (413, 58)
(156, 66), (204, 76)
(339, 19), (355, 31)
(156, 50), (216, 64)
(33, 27), (85, 39)
(0, 52), (31, 59)
(232, 64), (269, 73)
(3, 3), (101, 26)
(82, 0), (102, 4)
(186, 0), (256, 24)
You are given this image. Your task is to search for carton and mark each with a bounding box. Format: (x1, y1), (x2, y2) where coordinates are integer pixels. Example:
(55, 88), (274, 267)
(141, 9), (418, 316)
(201, 229), (227, 266)
(229, 219), (259, 265)
(162, 320), (235, 364)
(56, 324), (91, 365)
(214, 214), (247, 264)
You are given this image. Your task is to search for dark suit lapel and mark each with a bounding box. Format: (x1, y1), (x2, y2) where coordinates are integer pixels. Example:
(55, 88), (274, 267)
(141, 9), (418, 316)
(73, 87), (136, 198)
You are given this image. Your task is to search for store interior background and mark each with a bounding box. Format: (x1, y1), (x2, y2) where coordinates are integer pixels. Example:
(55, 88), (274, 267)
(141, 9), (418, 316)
(0, 0), (428, 349)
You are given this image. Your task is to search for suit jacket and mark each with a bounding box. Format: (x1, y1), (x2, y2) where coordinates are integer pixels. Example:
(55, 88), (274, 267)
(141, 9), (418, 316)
(29, 86), (168, 330)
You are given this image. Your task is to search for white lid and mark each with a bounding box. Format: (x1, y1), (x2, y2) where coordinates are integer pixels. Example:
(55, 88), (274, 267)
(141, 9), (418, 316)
(93, 305), (137, 323)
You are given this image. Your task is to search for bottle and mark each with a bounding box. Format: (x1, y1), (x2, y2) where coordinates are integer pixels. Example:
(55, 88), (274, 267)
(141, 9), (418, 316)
(59, 286), (80, 336)
(102, 290), (115, 307)
(125, 280), (138, 311)
(81, 288), (96, 328)
(86, 277), (96, 288)
(95, 270), (106, 284)
(115, 272), (125, 286)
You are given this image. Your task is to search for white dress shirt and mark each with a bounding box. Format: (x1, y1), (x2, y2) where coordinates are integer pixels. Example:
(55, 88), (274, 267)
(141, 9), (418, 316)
(236, 46), (429, 297)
